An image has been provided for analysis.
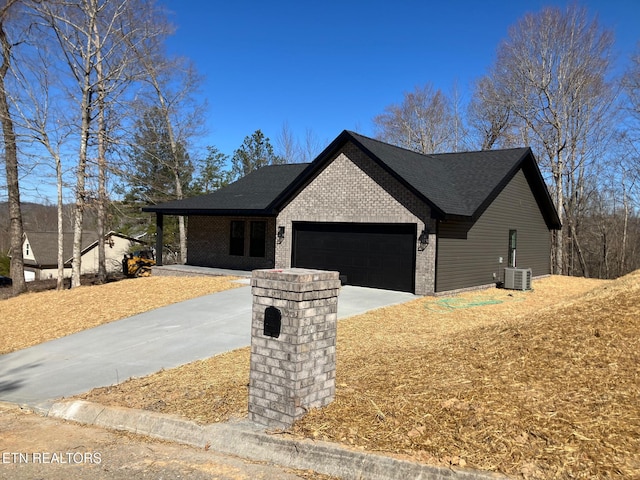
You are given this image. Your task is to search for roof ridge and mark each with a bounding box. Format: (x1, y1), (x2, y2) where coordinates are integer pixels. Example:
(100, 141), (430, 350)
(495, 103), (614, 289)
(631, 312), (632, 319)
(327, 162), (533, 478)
(429, 146), (530, 157)
(346, 130), (530, 158)
(255, 162), (312, 170)
(346, 130), (432, 159)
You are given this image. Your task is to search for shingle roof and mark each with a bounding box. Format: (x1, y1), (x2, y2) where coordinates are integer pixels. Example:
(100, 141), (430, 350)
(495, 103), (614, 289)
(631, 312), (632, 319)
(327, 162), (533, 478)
(24, 231), (143, 267)
(143, 163), (309, 215)
(24, 231), (98, 267)
(347, 131), (536, 218)
(143, 131), (561, 229)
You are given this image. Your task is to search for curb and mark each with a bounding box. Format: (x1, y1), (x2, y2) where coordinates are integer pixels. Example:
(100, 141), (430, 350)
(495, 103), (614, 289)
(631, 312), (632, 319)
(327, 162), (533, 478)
(47, 400), (509, 480)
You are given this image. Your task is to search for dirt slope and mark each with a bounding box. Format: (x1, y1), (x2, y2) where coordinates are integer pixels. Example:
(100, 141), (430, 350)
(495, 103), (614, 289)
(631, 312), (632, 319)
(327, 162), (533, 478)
(78, 273), (640, 478)
(293, 271), (640, 478)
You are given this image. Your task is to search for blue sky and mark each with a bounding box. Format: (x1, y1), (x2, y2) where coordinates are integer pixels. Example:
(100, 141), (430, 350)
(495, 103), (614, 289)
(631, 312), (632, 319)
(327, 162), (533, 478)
(161, 0), (640, 159)
(6, 1), (639, 204)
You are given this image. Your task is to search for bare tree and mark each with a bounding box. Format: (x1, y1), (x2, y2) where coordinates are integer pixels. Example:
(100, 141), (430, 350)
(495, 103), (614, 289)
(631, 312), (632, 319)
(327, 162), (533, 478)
(626, 45), (640, 124)
(10, 39), (71, 290)
(373, 83), (456, 154)
(300, 128), (323, 163)
(0, 0), (26, 294)
(89, 0), (137, 282)
(36, 0), (155, 284)
(36, 0), (103, 287)
(123, 7), (205, 264)
(624, 44), (640, 182)
(581, 154), (638, 280)
(450, 81), (470, 152)
(275, 122), (323, 163)
(275, 121), (299, 163)
(619, 45), (640, 275)
(468, 74), (516, 150)
(480, 5), (615, 275)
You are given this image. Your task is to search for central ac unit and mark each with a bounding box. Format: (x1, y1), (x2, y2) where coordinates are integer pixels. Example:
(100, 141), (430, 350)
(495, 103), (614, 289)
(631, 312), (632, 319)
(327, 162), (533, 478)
(504, 267), (532, 290)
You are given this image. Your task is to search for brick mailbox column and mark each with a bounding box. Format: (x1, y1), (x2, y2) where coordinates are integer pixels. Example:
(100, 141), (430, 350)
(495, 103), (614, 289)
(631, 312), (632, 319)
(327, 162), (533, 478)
(249, 268), (340, 429)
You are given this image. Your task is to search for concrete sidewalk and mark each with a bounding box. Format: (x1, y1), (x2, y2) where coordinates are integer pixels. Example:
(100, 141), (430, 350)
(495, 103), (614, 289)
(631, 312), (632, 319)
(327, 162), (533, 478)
(0, 283), (416, 409)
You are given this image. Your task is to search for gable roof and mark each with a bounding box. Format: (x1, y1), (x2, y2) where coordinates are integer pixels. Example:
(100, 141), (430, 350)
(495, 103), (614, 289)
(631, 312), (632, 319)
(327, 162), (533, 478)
(24, 231), (97, 267)
(144, 131), (561, 229)
(24, 231), (143, 268)
(338, 131), (560, 227)
(143, 163), (309, 216)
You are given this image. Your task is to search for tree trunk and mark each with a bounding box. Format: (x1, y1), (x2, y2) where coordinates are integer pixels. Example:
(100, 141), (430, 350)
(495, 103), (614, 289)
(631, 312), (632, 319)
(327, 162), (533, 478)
(157, 96), (186, 263)
(178, 215), (186, 264)
(95, 24), (107, 282)
(620, 182), (629, 276)
(71, 20), (95, 288)
(0, 9), (26, 295)
(71, 91), (91, 288)
(174, 170), (186, 264)
(56, 154), (64, 290)
(602, 230), (608, 279)
(570, 222), (589, 278)
(161, 100), (187, 264)
(96, 146), (107, 281)
(552, 157), (564, 275)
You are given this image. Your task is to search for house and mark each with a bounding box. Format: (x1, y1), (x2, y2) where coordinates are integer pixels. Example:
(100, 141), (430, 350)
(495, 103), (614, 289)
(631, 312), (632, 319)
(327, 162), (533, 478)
(143, 131), (561, 295)
(23, 231), (146, 281)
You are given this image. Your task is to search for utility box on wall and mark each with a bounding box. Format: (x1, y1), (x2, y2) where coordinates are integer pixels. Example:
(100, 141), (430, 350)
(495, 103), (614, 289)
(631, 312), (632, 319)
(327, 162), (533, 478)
(249, 268), (341, 429)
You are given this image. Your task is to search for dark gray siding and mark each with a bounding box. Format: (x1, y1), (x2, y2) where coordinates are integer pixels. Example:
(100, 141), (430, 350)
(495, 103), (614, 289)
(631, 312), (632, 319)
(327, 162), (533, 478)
(435, 170), (551, 292)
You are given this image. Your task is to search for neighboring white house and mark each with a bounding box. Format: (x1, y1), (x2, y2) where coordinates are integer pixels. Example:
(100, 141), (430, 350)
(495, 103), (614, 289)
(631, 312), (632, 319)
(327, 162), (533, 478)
(23, 231), (146, 281)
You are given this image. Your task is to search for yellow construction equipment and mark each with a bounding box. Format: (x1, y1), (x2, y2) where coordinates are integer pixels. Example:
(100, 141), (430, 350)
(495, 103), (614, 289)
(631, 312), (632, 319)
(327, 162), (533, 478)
(122, 249), (155, 277)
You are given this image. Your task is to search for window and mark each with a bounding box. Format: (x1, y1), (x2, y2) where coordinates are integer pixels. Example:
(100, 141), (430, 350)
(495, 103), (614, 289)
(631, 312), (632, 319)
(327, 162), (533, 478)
(250, 221), (266, 257)
(25, 243), (30, 256)
(230, 221), (245, 256)
(508, 230), (517, 267)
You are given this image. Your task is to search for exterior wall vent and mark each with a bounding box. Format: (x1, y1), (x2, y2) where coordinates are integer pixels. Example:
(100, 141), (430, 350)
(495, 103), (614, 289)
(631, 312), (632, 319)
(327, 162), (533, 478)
(504, 267), (532, 290)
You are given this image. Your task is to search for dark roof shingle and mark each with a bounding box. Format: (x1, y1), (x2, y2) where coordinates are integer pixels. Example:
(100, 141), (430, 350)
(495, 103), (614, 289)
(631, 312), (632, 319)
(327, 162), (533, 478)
(24, 231), (98, 267)
(347, 131), (531, 218)
(143, 131), (560, 229)
(143, 163), (309, 215)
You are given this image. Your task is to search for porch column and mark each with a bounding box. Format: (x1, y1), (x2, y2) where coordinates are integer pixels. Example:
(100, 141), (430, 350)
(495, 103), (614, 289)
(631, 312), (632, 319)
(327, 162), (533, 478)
(155, 213), (163, 266)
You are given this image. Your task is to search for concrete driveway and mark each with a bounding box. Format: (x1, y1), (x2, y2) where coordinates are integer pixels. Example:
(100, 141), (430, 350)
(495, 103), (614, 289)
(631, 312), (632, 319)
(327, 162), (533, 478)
(0, 282), (416, 409)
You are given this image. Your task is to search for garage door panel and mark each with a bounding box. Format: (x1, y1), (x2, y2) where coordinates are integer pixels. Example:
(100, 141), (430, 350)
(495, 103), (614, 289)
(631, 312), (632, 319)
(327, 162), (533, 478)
(292, 222), (416, 292)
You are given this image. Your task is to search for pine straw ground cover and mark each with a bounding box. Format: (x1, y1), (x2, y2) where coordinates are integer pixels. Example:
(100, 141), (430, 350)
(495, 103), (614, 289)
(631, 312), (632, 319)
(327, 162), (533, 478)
(0, 276), (242, 355)
(79, 273), (640, 478)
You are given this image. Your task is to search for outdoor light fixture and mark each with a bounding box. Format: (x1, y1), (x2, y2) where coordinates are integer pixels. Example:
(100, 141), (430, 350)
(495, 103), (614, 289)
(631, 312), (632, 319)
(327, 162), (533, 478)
(277, 226), (285, 244)
(418, 228), (429, 251)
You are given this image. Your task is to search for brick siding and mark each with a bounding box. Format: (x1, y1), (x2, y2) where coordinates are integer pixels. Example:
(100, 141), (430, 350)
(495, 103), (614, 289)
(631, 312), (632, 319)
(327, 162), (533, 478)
(249, 268), (340, 429)
(275, 141), (436, 295)
(187, 216), (276, 270)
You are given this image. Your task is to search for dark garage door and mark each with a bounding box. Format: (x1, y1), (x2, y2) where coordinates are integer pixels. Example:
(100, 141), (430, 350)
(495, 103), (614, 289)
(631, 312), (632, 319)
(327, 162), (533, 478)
(292, 222), (416, 292)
